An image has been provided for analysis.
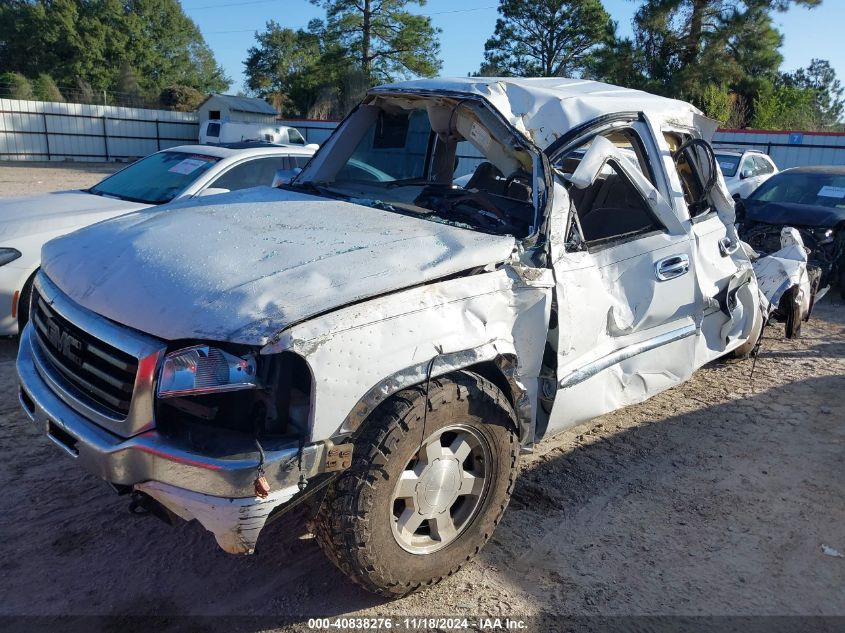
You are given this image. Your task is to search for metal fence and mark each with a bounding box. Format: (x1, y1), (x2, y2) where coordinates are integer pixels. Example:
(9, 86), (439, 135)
(0, 98), (199, 162)
(277, 118), (339, 145)
(4, 101), (845, 170)
(712, 129), (845, 169)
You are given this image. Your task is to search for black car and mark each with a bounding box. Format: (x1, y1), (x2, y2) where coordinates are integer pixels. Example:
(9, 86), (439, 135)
(738, 166), (845, 297)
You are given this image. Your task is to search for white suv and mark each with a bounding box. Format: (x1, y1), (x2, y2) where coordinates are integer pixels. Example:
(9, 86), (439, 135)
(715, 148), (779, 199)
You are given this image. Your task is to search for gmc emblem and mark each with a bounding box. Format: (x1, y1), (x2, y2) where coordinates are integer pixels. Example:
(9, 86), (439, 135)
(45, 318), (85, 368)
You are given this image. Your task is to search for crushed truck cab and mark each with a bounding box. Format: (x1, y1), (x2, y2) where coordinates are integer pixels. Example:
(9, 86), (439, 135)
(16, 77), (802, 595)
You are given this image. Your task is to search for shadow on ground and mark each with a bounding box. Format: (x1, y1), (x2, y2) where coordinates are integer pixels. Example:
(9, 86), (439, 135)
(0, 324), (842, 627)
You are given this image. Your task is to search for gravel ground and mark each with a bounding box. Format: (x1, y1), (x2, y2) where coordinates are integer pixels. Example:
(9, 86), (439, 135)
(0, 163), (842, 630)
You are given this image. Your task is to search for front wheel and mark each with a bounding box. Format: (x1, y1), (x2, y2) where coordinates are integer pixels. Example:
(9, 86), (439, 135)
(313, 371), (519, 597)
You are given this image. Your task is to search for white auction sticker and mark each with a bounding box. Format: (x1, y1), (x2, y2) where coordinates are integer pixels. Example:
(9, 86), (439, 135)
(817, 185), (845, 199)
(169, 158), (209, 175)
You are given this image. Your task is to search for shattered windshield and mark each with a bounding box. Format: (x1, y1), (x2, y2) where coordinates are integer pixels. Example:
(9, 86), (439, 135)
(293, 95), (541, 238)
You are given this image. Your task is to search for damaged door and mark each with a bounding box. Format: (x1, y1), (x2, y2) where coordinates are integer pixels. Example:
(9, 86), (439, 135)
(543, 123), (698, 434)
(659, 125), (758, 358)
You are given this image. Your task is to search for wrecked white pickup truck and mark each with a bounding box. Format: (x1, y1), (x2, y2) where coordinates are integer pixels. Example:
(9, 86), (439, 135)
(17, 78), (802, 596)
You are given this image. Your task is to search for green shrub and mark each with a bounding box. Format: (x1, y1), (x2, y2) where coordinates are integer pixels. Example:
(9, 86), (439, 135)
(32, 74), (65, 102)
(159, 84), (205, 111)
(0, 72), (34, 100)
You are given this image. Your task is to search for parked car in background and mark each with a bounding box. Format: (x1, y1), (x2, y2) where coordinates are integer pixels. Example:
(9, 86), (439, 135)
(15, 77), (803, 597)
(199, 120), (317, 148)
(0, 142), (315, 336)
(739, 165), (845, 299)
(714, 148), (779, 199)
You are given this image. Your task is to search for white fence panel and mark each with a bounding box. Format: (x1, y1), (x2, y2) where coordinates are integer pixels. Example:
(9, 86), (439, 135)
(277, 119), (338, 145)
(0, 98), (199, 162)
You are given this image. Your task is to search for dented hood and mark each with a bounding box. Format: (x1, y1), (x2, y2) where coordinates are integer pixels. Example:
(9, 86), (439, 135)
(41, 187), (516, 344)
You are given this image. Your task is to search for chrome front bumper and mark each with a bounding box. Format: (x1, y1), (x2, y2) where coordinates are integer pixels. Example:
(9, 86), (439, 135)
(16, 324), (327, 499)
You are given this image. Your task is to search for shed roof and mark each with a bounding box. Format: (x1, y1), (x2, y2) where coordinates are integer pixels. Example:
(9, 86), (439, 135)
(201, 94), (278, 116)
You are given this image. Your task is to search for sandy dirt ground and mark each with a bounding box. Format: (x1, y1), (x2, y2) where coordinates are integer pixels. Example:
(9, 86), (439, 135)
(0, 161), (119, 197)
(0, 164), (843, 630)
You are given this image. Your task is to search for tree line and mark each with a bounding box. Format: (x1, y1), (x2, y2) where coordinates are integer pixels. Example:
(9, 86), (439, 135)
(1, 0), (840, 129)
(0, 0), (229, 110)
(247, 0), (843, 130)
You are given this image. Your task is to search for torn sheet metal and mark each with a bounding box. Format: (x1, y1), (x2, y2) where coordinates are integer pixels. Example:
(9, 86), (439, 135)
(263, 266), (553, 443)
(567, 135), (685, 235)
(751, 227), (812, 318)
(377, 77), (705, 150)
(136, 480), (300, 555)
(40, 186), (517, 345)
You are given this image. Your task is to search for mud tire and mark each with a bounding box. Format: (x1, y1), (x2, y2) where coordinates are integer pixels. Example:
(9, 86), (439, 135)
(312, 371), (519, 597)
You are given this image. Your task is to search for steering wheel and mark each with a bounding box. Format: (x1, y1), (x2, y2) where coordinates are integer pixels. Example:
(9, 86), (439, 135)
(444, 190), (510, 223)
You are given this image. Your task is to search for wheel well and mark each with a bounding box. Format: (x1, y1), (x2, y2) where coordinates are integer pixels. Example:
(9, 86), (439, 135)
(338, 354), (533, 445)
(463, 361), (517, 413)
(16, 269), (39, 329)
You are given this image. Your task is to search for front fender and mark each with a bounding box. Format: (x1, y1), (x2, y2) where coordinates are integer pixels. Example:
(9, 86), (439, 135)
(262, 267), (553, 446)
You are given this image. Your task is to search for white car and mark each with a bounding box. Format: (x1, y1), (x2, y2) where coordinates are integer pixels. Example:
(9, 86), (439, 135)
(0, 142), (314, 336)
(715, 148), (779, 199)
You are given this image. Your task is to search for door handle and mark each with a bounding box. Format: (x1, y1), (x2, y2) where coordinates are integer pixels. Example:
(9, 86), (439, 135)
(655, 254), (690, 281)
(719, 236), (740, 257)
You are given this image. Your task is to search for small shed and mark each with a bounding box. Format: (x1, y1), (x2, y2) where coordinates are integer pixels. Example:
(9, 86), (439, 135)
(197, 94), (279, 124)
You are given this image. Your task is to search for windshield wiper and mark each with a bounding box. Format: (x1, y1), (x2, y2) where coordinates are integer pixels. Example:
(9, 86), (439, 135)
(384, 177), (434, 189)
(421, 205), (511, 234)
(284, 181), (345, 199)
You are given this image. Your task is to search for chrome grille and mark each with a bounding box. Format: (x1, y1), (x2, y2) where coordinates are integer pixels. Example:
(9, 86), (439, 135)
(31, 289), (138, 418)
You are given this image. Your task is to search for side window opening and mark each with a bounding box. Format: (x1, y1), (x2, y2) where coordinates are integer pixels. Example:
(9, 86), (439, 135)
(569, 159), (662, 244)
(559, 128), (656, 184)
(288, 128), (306, 145)
(663, 132), (714, 218)
(557, 128), (663, 246)
(211, 157), (288, 191)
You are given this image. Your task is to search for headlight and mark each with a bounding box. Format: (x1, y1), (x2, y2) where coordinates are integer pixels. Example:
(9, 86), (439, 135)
(0, 248), (21, 266)
(158, 345), (259, 398)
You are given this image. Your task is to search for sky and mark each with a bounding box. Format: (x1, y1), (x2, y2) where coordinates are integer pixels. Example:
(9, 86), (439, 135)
(181, 0), (845, 95)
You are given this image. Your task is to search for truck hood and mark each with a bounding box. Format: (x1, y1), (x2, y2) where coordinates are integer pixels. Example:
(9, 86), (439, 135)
(41, 187), (517, 345)
(0, 190), (146, 240)
(745, 200), (845, 228)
